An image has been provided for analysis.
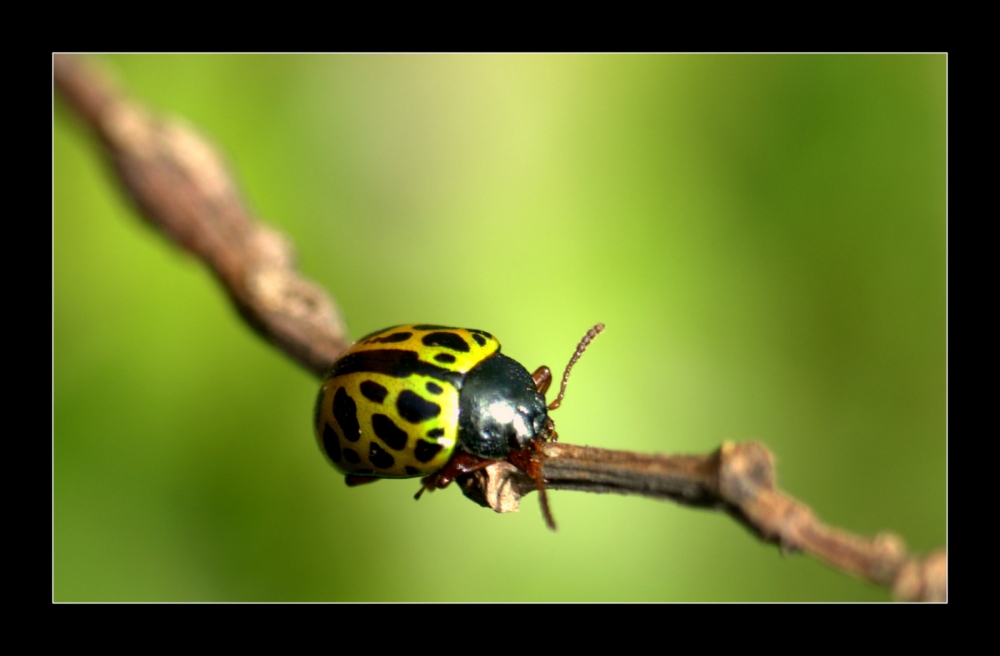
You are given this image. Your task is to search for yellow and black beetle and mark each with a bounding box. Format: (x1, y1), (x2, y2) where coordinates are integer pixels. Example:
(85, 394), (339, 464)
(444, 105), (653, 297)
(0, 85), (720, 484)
(314, 323), (603, 529)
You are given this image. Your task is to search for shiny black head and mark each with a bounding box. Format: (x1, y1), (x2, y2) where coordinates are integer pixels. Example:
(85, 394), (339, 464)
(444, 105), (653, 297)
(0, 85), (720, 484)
(457, 353), (549, 459)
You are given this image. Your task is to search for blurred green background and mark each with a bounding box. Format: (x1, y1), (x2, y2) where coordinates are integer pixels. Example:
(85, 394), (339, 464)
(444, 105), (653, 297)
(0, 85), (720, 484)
(54, 54), (946, 601)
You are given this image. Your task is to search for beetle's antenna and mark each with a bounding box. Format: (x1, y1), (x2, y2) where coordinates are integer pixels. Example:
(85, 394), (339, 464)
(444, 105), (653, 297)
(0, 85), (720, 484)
(547, 323), (604, 411)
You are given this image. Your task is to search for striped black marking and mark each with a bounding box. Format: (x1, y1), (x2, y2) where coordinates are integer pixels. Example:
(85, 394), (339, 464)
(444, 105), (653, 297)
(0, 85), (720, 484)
(357, 326), (401, 343)
(322, 424), (342, 463)
(333, 387), (361, 442)
(422, 332), (470, 352)
(369, 442), (395, 469)
(329, 349), (463, 388)
(360, 380), (389, 403)
(414, 439), (443, 463)
(369, 331), (413, 344)
(397, 390), (441, 423)
(471, 333), (486, 347)
(372, 414), (409, 451)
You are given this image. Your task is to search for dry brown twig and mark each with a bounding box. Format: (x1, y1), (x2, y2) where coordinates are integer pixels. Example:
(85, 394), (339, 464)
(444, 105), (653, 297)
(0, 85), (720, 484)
(54, 54), (946, 602)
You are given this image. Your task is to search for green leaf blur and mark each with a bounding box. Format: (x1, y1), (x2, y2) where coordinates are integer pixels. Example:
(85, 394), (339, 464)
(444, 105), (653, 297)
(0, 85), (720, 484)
(54, 54), (945, 601)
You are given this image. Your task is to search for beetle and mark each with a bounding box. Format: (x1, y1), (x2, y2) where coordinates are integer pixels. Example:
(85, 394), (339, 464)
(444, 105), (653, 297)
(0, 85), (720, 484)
(314, 323), (603, 529)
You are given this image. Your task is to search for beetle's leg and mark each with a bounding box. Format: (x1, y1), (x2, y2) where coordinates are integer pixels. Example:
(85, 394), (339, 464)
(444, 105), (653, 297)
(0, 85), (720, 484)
(536, 476), (556, 531)
(532, 366), (553, 396)
(543, 417), (559, 443)
(508, 440), (557, 531)
(415, 452), (495, 500)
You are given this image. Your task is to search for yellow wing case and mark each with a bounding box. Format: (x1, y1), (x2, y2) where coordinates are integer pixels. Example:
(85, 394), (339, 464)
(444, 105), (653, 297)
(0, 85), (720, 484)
(349, 324), (499, 374)
(314, 325), (501, 479)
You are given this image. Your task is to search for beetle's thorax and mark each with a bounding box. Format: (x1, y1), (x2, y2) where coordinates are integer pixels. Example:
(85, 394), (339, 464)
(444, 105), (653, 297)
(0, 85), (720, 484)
(457, 353), (548, 459)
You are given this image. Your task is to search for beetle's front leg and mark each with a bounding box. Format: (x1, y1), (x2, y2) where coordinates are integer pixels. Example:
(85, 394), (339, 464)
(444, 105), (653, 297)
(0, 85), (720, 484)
(414, 451), (496, 500)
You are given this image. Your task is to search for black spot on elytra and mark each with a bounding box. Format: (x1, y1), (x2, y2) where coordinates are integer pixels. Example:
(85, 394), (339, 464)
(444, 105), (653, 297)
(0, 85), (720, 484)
(423, 332), (470, 352)
(412, 324), (451, 330)
(414, 439), (443, 463)
(405, 466), (422, 476)
(434, 353), (456, 364)
(397, 390), (441, 423)
(426, 428), (445, 438)
(343, 447), (361, 464)
(322, 424), (342, 463)
(333, 387), (361, 442)
(369, 441), (395, 469)
(425, 382), (443, 395)
(469, 329), (493, 340)
(472, 334), (486, 347)
(372, 414), (409, 450)
(369, 331), (413, 344)
(360, 381), (388, 403)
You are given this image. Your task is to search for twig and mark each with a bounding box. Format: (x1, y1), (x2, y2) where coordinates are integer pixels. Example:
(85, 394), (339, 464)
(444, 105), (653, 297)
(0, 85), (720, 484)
(53, 54), (349, 377)
(458, 442), (946, 601)
(54, 54), (946, 601)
